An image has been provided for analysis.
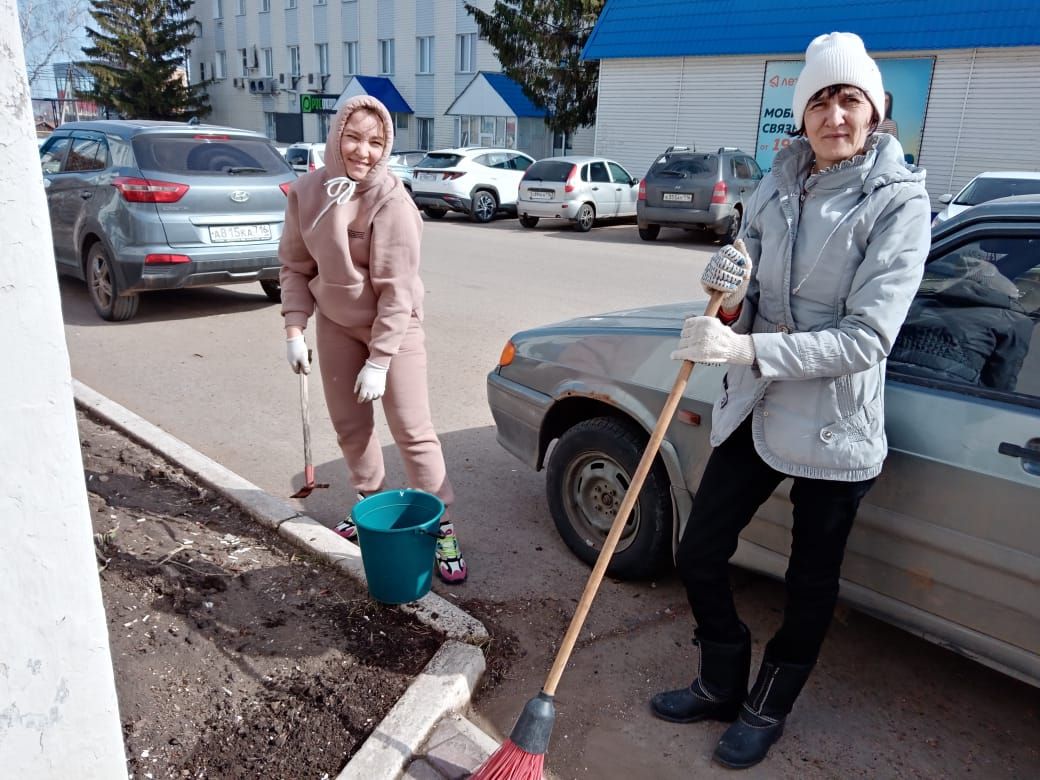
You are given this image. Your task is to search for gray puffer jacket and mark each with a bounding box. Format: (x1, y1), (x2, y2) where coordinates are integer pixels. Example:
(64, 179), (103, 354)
(716, 134), (931, 481)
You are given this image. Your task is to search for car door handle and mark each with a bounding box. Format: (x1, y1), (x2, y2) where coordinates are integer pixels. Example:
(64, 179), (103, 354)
(591, 186), (599, 191)
(998, 441), (1040, 461)
(80, 190), (93, 199)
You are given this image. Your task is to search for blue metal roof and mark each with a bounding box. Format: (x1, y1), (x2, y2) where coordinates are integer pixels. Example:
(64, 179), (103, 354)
(354, 76), (413, 113)
(482, 72), (546, 118)
(582, 0), (1040, 60)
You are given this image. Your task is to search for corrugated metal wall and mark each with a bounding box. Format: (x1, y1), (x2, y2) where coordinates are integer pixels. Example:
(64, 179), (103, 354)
(595, 58), (684, 177)
(595, 48), (1040, 209)
(922, 46), (1040, 198)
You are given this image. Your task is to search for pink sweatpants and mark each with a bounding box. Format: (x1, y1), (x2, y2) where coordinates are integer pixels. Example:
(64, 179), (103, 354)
(315, 311), (455, 509)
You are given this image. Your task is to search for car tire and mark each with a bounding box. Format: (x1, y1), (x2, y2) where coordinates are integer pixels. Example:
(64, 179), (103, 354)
(260, 279), (282, 302)
(638, 224), (660, 241)
(519, 215), (539, 228)
(423, 207), (447, 220)
(86, 242), (139, 322)
(724, 207), (742, 244)
(470, 190), (498, 223)
(546, 416), (672, 580)
(574, 203), (595, 232)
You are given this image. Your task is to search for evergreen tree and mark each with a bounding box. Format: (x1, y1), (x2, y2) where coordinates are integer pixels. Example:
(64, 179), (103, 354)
(78, 0), (210, 119)
(465, 0), (605, 140)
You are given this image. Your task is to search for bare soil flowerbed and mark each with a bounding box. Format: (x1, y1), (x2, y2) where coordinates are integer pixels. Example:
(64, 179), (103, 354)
(79, 410), (442, 779)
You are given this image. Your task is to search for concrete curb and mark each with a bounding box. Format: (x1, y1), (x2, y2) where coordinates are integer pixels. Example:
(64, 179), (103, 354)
(338, 641), (486, 780)
(73, 379), (488, 645)
(72, 379), (494, 778)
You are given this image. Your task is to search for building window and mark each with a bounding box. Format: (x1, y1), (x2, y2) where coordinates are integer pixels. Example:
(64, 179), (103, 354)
(288, 45), (300, 77)
(239, 48), (249, 77)
(262, 47), (273, 77)
(343, 41), (358, 76)
(457, 33), (476, 73)
(456, 115), (515, 148)
(265, 112), (277, 140)
(235, 0), (245, 14)
(214, 51), (227, 80)
(378, 39), (395, 76)
(259, 0), (270, 11)
(213, 0), (223, 19)
(316, 0), (326, 5)
(287, 0), (297, 9)
(418, 118), (433, 150)
(315, 43), (329, 77)
(416, 36), (433, 75)
(393, 113), (408, 130)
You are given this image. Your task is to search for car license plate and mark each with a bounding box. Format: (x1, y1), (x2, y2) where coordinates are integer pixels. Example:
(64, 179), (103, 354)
(417, 172), (437, 181)
(209, 224), (272, 243)
(662, 193), (693, 202)
(529, 190), (552, 200)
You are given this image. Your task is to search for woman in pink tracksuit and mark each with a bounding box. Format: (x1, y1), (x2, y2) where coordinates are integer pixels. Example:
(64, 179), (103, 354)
(278, 94), (466, 583)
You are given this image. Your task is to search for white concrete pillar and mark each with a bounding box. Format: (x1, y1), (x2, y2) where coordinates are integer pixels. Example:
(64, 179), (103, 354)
(0, 1), (127, 776)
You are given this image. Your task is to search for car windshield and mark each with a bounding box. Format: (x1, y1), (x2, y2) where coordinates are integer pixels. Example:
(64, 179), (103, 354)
(523, 160), (574, 182)
(652, 155), (716, 178)
(132, 134), (290, 176)
(954, 177), (1040, 206)
(417, 153), (462, 169)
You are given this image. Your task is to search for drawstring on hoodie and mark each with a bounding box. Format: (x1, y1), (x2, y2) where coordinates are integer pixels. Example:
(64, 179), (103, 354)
(310, 176), (358, 230)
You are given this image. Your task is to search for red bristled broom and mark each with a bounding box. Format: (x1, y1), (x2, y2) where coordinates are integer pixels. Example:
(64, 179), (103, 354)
(472, 249), (741, 779)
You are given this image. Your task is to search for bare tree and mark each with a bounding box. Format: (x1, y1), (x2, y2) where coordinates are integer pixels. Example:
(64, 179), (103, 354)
(17, 0), (89, 88)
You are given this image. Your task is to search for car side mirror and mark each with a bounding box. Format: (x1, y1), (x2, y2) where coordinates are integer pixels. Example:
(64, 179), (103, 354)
(939, 194), (952, 204)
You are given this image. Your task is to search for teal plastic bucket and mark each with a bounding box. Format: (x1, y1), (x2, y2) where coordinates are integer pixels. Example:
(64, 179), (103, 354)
(352, 489), (445, 604)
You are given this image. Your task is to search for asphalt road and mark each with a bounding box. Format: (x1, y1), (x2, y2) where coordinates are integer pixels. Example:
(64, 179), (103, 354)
(62, 215), (1038, 779)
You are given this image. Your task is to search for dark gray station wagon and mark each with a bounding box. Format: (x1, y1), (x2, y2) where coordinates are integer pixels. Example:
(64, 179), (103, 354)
(40, 120), (296, 320)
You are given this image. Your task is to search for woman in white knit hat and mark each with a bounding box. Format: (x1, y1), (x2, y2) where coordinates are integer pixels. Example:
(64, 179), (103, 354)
(651, 32), (931, 768)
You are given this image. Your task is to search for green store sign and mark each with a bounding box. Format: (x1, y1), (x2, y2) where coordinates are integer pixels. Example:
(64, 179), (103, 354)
(299, 94), (339, 114)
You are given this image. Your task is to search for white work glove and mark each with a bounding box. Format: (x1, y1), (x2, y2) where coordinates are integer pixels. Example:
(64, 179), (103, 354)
(286, 335), (310, 374)
(355, 360), (389, 403)
(671, 316), (756, 365)
(702, 244), (752, 311)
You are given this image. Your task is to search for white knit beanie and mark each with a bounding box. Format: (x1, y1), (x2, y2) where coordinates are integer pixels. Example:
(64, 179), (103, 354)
(791, 32), (884, 130)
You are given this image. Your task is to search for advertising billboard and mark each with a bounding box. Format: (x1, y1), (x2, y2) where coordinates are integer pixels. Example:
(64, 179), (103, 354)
(754, 57), (935, 173)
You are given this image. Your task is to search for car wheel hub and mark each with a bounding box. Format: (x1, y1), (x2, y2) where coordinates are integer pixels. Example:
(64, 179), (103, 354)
(565, 453), (638, 547)
(91, 256), (113, 307)
(476, 194), (494, 220)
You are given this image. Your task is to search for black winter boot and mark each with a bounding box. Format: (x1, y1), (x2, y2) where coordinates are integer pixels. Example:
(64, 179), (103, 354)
(650, 623), (751, 723)
(712, 658), (814, 769)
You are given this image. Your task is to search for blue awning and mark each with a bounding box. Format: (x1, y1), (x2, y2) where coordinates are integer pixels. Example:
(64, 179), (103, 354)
(481, 73), (545, 118)
(582, 0), (1040, 60)
(352, 76), (413, 114)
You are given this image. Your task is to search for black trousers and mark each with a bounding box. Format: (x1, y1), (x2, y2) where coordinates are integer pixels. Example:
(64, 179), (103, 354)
(676, 416), (876, 666)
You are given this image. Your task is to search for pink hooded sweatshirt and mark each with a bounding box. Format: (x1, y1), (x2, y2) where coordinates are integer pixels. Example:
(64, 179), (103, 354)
(278, 95), (423, 365)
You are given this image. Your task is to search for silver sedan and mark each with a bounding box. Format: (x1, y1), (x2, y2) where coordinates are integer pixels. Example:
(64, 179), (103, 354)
(487, 196), (1040, 688)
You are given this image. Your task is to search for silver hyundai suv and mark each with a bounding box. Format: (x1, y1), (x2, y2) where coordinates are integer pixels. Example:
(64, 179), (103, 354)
(637, 146), (763, 243)
(39, 120), (296, 320)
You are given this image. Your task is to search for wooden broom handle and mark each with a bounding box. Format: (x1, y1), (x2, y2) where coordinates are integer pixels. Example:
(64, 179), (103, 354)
(542, 239), (746, 696)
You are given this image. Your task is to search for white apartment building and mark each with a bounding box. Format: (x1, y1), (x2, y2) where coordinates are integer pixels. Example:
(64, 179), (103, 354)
(190, 0), (594, 157)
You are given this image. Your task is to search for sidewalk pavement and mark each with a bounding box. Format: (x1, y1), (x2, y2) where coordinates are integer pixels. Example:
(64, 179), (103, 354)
(74, 379), (506, 780)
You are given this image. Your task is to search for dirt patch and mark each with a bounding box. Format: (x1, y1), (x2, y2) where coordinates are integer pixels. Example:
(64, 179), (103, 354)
(80, 411), (442, 779)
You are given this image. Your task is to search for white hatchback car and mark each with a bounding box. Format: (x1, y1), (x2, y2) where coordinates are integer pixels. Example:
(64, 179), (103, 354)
(517, 156), (640, 232)
(932, 170), (1040, 226)
(284, 142), (326, 174)
(411, 147), (535, 223)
